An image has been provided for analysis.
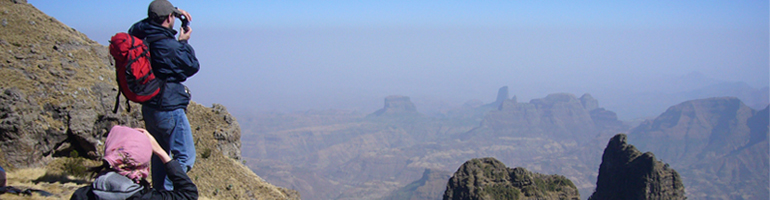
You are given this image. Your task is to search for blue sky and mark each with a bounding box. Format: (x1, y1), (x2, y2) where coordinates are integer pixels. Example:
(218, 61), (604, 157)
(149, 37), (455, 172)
(29, 1), (770, 119)
(30, 1), (768, 30)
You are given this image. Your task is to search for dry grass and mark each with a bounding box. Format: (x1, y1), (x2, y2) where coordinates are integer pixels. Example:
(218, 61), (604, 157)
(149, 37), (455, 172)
(1, 0), (115, 131)
(1, 164), (86, 199)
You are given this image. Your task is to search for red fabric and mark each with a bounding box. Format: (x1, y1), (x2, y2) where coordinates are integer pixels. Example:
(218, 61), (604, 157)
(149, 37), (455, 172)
(109, 32), (160, 103)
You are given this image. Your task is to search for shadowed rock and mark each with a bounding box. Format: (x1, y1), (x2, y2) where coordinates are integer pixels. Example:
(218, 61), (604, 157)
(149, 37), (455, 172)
(589, 134), (685, 200)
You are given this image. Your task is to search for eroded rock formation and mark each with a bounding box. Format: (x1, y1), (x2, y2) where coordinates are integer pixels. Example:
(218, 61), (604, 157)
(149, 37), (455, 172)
(589, 134), (685, 200)
(443, 157), (579, 200)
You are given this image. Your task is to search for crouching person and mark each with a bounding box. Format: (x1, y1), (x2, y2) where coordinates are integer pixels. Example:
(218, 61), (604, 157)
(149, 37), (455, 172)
(70, 125), (198, 200)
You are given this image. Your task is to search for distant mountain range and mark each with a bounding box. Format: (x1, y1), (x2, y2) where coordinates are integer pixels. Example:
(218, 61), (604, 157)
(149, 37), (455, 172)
(599, 71), (768, 120)
(239, 86), (767, 200)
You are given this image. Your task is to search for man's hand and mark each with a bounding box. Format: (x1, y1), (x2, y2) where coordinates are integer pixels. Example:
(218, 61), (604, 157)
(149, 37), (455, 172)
(177, 8), (192, 41)
(177, 8), (192, 22)
(178, 26), (192, 41)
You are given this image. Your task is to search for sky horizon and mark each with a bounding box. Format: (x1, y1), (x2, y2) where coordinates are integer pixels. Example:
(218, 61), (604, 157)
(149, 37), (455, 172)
(28, 0), (769, 119)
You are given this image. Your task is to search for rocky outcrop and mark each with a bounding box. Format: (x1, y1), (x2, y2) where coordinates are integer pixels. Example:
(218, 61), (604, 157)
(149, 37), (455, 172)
(443, 157), (579, 200)
(0, 1), (298, 199)
(0, 0), (140, 167)
(369, 95), (420, 117)
(209, 104), (242, 160)
(589, 134), (685, 200)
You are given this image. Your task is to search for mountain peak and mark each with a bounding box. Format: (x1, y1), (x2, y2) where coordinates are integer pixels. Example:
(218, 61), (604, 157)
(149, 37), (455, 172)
(589, 134), (686, 200)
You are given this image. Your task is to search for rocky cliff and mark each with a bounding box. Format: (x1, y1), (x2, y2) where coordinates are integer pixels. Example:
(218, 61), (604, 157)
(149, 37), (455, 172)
(0, 0), (297, 199)
(0, 0), (129, 167)
(589, 134), (685, 200)
(443, 157), (579, 200)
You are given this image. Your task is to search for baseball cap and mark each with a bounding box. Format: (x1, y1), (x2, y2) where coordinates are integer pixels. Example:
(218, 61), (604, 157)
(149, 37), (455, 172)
(148, 0), (182, 19)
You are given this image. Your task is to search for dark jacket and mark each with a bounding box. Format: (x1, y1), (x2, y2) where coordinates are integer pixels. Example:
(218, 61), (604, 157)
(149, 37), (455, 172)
(128, 18), (200, 111)
(70, 160), (198, 200)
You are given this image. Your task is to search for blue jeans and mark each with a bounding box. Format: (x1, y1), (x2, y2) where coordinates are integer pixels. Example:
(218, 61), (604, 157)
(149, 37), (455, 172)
(142, 106), (196, 191)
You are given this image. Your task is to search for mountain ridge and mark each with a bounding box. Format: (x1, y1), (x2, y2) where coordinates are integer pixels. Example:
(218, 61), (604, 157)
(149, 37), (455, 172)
(630, 97), (768, 199)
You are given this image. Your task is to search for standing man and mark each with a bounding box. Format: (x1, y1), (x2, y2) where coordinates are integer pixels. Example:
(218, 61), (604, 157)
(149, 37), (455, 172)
(128, 0), (198, 191)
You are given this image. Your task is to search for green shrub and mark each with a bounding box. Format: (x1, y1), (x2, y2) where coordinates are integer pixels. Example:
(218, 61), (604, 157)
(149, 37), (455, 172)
(63, 151), (88, 178)
(483, 184), (520, 200)
(201, 148), (212, 159)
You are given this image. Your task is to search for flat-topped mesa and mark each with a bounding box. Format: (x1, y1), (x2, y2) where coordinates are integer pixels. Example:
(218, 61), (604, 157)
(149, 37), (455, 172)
(443, 157), (579, 200)
(589, 134), (685, 200)
(369, 95), (420, 117)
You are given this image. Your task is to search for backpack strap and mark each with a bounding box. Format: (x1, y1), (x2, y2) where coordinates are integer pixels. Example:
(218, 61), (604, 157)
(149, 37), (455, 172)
(112, 79), (135, 113)
(113, 86), (121, 114)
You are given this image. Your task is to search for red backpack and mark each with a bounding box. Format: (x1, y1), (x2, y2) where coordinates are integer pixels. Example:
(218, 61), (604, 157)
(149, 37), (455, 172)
(108, 33), (164, 113)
